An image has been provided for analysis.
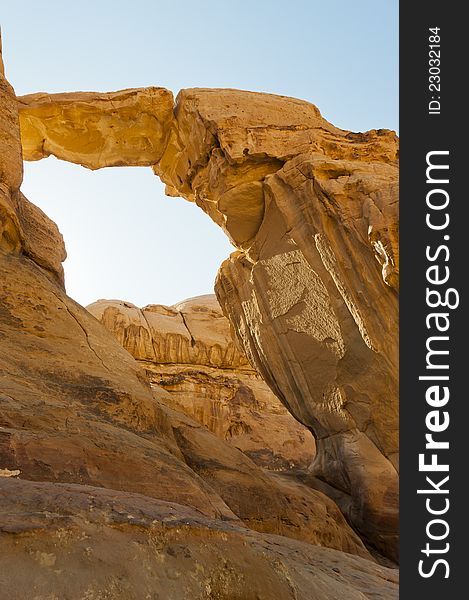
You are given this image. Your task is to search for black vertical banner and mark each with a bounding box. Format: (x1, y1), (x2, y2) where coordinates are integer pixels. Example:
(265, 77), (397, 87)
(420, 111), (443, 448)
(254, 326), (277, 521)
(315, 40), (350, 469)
(400, 2), (467, 598)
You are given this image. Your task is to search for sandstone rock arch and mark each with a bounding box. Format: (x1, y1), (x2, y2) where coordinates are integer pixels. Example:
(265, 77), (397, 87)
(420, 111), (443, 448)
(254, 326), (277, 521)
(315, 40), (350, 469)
(15, 85), (399, 559)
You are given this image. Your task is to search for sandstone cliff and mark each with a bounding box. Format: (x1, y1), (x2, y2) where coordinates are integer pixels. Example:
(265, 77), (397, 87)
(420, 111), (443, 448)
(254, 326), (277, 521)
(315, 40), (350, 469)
(0, 59), (399, 597)
(87, 294), (316, 471)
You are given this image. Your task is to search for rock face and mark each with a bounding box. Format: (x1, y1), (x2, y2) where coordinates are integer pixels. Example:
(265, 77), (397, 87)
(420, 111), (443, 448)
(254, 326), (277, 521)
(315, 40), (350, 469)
(18, 86), (399, 560)
(1, 62), (399, 598)
(0, 238), (371, 553)
(1, 71), (65, 286)
(87, 294), (315, 471)
(1, 478), (398, 600)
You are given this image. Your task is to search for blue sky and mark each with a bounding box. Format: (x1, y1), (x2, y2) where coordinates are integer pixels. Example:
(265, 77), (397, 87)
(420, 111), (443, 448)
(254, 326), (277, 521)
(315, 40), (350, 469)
(1, 1), (398, 307)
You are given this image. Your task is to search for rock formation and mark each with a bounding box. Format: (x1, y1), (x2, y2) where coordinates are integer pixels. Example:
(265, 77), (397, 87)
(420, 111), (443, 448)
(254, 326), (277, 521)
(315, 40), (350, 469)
(1, 478), (398, 600)
(17, 86), (399, 560)
(1, 57), (399, 597)
(87, 294), (315, 471)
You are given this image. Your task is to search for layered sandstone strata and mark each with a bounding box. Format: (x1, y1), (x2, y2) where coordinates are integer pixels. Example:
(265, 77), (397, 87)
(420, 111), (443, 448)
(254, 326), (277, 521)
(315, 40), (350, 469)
(87, 295), (315, 471)
(18, 86), (399, 559)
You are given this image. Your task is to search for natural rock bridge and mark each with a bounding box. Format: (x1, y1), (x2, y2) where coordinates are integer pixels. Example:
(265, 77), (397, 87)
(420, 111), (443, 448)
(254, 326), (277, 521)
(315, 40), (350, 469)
(3, 80), (399, 561)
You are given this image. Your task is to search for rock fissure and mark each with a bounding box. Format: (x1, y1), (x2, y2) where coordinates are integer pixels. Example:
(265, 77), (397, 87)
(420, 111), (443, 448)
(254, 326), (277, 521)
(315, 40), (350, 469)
(179, 310), (196, 348)
(49, 289), (112, 375)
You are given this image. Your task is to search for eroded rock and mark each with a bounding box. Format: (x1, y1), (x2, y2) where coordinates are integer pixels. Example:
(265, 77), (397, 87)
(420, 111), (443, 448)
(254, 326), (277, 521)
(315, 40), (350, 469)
(87, 295), (315, 471)
(1, 48), (400, 597)
(0, 68), (65, 285)
(0, 478), (398, 600)
(159, 90), (399, 559)
(17, 83), (399, 560)
(2, 223), (378, 563)
(19, 88), (174, 169)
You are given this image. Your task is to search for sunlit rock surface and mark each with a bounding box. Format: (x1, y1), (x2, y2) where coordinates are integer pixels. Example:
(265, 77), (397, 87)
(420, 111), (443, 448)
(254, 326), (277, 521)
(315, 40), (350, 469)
(18, 88), (174, 169)
(87, 294), (316, 472)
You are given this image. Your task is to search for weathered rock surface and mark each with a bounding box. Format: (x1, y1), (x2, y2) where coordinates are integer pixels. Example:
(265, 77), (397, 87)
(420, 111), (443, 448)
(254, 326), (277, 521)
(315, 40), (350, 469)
(160, 405), (369, 557)
(87, 295), (316, 471)
(2, 238), (374, 553)
(1, 69), (65, 285)
(0, 67), (23, 254)
(159, 90), (399, 560)
(18, 88), (174, 169)
(87, 294), (248, 369)
(18, 85), (398, 559)
(0, 248), (238, 519)
(0, 478), (398, 600)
